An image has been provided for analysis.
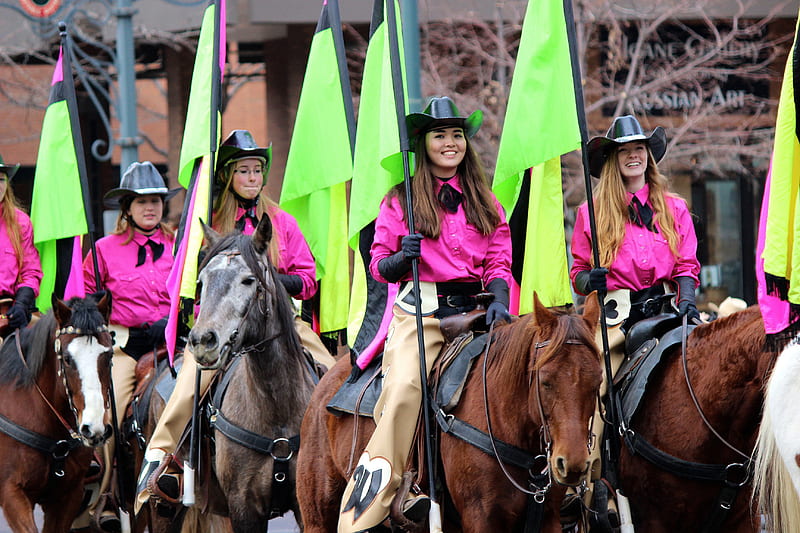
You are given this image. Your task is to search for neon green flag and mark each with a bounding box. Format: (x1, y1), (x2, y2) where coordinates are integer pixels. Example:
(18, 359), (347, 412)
(281, 0), (354, 332)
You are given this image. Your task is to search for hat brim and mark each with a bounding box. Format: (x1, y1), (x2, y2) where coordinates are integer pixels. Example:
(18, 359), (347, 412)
(0, 163), (20, 180)
(406, 109), (483, 151)
(103, 187), (181, 209)
(587, 127), (666, 178)
(216, 145), (273, 183)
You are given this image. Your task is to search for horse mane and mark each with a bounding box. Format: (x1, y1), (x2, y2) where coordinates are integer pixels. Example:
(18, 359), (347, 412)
(487, 309), (598, 388)
(0, 312), (56, 388)
(202, 231), (303, 356)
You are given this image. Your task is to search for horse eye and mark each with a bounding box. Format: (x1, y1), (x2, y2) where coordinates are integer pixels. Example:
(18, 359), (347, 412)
(63, 354), (75, 367)
(242, 276), (256, 286)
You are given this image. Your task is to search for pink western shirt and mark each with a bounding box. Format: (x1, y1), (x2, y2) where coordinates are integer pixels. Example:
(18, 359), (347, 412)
(233, 205), (318, 301)
(370, 176), (512, 287)
(83, 228), (174, 328)
(0, 207), (42, 296)
(570, 184), (700, 293)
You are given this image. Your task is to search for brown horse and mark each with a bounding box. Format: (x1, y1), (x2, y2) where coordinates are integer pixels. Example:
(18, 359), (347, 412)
(297, 293), (602, 533)
(0, 293), (114, 533)
(617, 305), (777, 532)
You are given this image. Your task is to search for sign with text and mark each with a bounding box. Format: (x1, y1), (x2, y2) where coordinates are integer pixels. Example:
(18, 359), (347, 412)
(600, 22), (771, 116)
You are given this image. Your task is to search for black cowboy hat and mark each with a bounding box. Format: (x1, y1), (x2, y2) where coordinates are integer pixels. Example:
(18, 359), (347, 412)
(0, 154), (20, 180)
(406, 96), (483, 150)
(216, 130), (273, 182)
(586, 115), (667, 178)
(104, 161), (180, 208)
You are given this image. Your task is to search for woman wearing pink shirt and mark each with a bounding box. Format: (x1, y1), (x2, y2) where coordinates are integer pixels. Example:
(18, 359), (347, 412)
(571, 114), (700, 329)
(81, 160), (178, 531)
(136, 130), (335, 510)
(0, 154), (42, 337)
(338, 97), (512, 533)
(569, 115), (700, 526)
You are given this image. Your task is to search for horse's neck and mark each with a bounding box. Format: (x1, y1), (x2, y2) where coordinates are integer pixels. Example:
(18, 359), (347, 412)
(244, 342), (310, 407)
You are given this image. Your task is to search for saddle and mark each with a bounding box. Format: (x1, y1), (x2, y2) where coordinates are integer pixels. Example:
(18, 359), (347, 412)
(613, 314), (696, 427)
(327, 308), (489, 417)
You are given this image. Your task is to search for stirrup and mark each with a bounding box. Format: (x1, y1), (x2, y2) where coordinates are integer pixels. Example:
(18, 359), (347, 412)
(146, 456), (182, 505)
(389, 471), (428, 533)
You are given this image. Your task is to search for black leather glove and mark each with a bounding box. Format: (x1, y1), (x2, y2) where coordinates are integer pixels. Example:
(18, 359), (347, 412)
(122, 327), (151, 360)
(277, 273), (303, 297)
(400, 233), (422, 261)
(574, 268), (608, 296)
(147, 317), (168, 348)
(676, 276), (700, 322)
(7, 286), (35, 329)
(378, 233), (423, 283)
(485, 278), (511, 325)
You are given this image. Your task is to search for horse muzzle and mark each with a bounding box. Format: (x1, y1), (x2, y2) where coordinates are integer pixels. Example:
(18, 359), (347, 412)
(552, 454), (591, 487)
(79, 422), (112, 447)
(189, 328), (225, 369)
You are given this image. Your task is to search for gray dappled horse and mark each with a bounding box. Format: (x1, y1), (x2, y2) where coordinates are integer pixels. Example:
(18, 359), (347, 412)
(186, 216), (316, 532)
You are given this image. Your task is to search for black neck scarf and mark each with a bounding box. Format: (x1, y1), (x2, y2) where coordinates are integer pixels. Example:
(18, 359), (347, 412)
(235, 197), (260, 232)
(437, 177), (462, 213)
(136, 238), (165, 267)
(628, 196), (655, 232)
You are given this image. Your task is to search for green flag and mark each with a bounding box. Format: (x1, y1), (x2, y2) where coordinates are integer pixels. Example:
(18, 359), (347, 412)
(347, 0), (407, 341)
(177, 0), (224, 188)
(31, 40), (90, 311)
(493, 0), (580, 309)
(281, 0), (355, 333)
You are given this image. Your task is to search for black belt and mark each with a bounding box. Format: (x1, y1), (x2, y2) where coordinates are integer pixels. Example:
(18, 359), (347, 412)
(436, 281), (482, 309)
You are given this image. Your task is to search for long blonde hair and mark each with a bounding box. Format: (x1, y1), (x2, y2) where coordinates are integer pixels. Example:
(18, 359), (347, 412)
(212, 163), (281, 267)
(593, 145), (681, 268)
(1, 179), (25, 272)
(390, 133), (501, 239)
(113, 195), (175, 244)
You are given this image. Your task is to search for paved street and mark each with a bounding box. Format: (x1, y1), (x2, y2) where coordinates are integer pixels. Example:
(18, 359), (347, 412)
(0, 507), (301, 533)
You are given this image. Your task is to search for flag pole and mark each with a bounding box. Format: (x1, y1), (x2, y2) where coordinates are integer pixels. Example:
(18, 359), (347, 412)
(60, 20), (131, 531)
(185, 0), (223, 507)
(384, 2), (442, 531)
(329, 0), (356, 157)
(59, 22), (101, 294)
(562, 0), (621, 484)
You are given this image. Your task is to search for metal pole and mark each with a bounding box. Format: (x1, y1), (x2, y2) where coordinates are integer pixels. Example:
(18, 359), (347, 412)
(114, 0), (140, 174)
(400, 0), (422, 113)
(385, 2), (441, 531)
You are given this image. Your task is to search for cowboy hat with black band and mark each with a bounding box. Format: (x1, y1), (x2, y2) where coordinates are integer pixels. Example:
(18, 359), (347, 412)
(587, 115), (667, 178)
(104, 161), (180, 208)
(0, 154), (20, 180)
(216, 130), (272, 185)
(406, 96), (483, 150)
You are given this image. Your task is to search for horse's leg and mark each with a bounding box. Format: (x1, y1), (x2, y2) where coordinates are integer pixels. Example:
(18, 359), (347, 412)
(0, 490), (38, 533)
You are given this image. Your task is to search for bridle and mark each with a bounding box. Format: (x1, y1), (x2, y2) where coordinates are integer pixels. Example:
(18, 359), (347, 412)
(205, 250), (283, 366)
(482, 322), (594, 502)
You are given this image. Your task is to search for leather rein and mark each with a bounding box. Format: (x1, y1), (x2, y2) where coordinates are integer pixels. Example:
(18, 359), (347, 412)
(0, 324), (110, 477)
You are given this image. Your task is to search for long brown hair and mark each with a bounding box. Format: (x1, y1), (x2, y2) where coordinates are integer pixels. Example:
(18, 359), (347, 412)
(390, 132), (501, 238)
(113, 195), (175, 244)
(212, 163), (281, 266)
(1, 179), (25, 272)
(593, 144), (681, 267)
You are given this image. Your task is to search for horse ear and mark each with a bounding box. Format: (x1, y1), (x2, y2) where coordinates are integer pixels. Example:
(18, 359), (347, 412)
(582, 291), (601, 331)
(51, 294), (71, 325)
(201, 220), (221, 247)
(531, 292), (556, 328)
(252, 215), (273, 255)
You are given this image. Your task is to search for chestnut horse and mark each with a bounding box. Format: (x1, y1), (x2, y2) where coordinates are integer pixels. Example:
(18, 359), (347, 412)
(617, 305), (777, 532)
(753, 337), (800, 533)
(297, 293), (602, 532)
(0, 293), (114, 533)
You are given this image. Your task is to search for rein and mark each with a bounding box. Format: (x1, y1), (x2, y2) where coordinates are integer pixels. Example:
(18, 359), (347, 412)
(0, 324), (109, 476)
(480, 325), (591, 501)
(679, 315), (751, 461)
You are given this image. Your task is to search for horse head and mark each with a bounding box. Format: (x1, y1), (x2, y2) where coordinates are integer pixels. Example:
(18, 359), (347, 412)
(529, 291), (602, 487)
(51, 292), (114, 447)
(190, 216), (287, 369)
